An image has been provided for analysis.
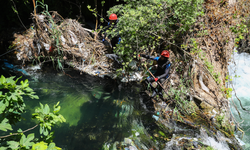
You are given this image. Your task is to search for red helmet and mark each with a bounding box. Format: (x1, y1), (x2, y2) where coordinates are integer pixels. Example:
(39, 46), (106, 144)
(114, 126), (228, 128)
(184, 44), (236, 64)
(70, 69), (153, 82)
(109, 13), (117, 20)
(161, 50), (170, 58)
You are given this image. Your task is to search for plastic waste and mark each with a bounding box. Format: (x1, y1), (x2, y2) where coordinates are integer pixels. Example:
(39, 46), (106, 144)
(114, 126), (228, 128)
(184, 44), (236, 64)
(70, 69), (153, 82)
(37, 43), (41, 54)
(37, 15), (45, 22)
(2, 60), (28, 75)
(152, 115), (159, 121)
(16, 51), (24, 60)
(95, 71), (100, 75)
(235, 137), (245, 146)
(43, 42), (50, 51)
(134, 72), (142, 80)
(60, 35), (66, 45)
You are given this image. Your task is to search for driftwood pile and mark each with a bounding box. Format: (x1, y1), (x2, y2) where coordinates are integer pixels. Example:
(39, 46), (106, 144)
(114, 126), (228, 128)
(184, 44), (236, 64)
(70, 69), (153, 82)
(12, 11), (109, 76)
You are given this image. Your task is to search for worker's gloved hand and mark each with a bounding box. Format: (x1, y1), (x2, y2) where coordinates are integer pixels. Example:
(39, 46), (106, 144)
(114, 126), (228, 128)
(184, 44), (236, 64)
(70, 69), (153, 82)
(154, 78), (158, 82)
(102, 39), (105, 42)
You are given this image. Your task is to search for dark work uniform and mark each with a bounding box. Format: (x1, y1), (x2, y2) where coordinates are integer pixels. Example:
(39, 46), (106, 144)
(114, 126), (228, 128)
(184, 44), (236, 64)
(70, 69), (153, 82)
(141, 54), (171, 97)
(103, 20), (121, 49)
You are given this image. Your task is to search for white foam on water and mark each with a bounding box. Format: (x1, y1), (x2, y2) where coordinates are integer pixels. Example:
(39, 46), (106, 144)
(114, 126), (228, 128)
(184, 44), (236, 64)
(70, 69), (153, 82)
(199, 128), (230, 150)
(203, 137), (229, 150)
(229, 52), (250, 149)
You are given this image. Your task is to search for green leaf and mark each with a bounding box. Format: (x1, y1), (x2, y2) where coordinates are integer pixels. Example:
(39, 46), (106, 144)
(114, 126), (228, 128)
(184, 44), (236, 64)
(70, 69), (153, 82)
(15, 76), (22, 84)
(0, 147), (8, 150)
(11, 6), (18, 14)
(21, 79), (29, 88)
(20, 133), (35, 147)
(44, 104), (50, 114)
(44, 128), (48, 136)
(20, 134), (25, 146)
(25, 87), (33, 92)
(31, 95), (39, 99)
(55, 101), (60, 107)
(59, 114), (66, 123)
(26, 133), (35, 143)
(6, 76), (16, 85)
(40, 126), (43, 135)
(32, 141), (48, 150)
(0, 101), (6, 114)
(11, 94), (18, 101)
(0, 75), (6, 84)
(7, 141), (19, 149)
(47, 143), (56, 150)
(17, 128), (23, 132)
(53, 106), (61, 114)
(0, 118), (13, 131)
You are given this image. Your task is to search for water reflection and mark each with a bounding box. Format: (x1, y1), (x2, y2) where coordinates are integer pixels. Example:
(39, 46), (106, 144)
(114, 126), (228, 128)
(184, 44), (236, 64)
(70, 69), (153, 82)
(8, 68), (144, 149)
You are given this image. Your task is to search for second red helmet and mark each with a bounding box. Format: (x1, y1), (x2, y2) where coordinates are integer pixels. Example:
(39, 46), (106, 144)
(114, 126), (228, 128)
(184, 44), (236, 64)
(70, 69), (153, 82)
(109, 13), (118, 20)
(161, 50), (170, 58)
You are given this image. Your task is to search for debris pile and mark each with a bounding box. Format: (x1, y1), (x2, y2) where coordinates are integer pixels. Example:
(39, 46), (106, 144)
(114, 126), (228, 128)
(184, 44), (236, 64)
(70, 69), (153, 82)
(12, 11), (110, 77)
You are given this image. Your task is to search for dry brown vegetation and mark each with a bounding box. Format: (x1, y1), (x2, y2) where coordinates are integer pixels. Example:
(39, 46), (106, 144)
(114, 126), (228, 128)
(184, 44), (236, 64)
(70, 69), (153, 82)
(148, 1), (250, 148)
(12, 11), (109, 75)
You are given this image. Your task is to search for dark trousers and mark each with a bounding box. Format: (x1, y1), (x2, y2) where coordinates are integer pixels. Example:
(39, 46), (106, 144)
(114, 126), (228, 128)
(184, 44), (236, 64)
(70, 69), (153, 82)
(111, 36), (119, 49)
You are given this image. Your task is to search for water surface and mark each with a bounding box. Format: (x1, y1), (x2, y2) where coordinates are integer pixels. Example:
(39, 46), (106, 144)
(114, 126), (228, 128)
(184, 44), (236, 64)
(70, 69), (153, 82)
(229, 52), (250, 149)
(0, 64), (154, 150)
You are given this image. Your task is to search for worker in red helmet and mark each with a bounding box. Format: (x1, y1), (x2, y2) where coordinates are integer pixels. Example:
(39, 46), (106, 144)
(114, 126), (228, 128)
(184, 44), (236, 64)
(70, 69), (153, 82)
(102, 13), (121, 51)
(109, 13), (117, 23)
(140, 50), (171, 98)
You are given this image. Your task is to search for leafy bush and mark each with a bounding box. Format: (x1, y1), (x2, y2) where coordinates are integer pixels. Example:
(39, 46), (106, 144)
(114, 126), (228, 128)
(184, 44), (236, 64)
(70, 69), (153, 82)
(0, 75), (65, 150)
(106, 0), (204, 71)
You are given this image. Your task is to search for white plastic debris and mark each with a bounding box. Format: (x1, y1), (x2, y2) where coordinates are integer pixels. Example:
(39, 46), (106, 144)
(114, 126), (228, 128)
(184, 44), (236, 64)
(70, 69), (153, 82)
(135, 132), (139, 136)
(16, 51), (24, 60)
(235, 137), (245, 146)
(152, 115), (159, 121)
(37, 15), (45, 22)
(37, 43), (41, 54)
(43, 42), (50, 51)
(134, 72), (142, 80)
(60, 35), (66, 45)
(170, 79), (175, 85)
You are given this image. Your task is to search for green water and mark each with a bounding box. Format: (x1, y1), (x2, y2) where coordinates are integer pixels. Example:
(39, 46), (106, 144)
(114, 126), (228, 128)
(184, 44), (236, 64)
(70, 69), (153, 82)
(7, 69), (151, 150)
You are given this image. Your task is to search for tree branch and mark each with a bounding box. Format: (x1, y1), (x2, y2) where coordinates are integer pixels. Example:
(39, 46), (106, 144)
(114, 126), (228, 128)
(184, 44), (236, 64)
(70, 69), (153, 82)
(0, 124), (39, 139)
